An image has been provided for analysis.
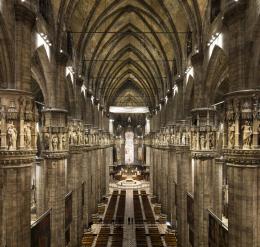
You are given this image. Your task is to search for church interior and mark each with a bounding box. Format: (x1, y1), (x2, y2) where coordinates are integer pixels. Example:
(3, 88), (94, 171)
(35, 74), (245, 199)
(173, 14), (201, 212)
(0, 0), (260, 246)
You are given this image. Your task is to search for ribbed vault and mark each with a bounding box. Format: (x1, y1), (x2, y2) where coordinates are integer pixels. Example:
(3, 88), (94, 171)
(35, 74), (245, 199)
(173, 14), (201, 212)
(53, 0), (206, 119)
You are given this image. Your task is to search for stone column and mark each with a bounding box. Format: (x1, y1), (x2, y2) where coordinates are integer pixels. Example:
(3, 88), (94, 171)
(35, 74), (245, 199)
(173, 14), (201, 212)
(212, 158), (223, 218)
(96, 148), (101, 203)
(67, 119), (84, 247)
(223, 90), (260, 247)
(82, 147), (90, 227)
(0, 162), (3, 247)
(161, 148), (169, 214)
(176, 145), (191, 247)
(149, 143), (154, 194)
(191, 108), (219, 247)
(0, 3), (36, 246)
(168, 144), (177, 225)
(90, 147), (98, 214)
(0, 90), (37, 247)
(36, 158), (47, 217)
(42, 109), (68, 247)
(156, 148), (162, 202)
(154, 147), (159, 198)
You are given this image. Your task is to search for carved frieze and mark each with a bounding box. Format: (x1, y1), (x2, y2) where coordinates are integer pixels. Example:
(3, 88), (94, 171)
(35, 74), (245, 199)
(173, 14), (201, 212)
(191, 108), (217, 158)
(0, 90), (37, 152)
(224, 90), (260, 150)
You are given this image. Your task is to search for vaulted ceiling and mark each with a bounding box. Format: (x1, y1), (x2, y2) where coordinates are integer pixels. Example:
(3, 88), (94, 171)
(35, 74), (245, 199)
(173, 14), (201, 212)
(53, 0), (207, 111)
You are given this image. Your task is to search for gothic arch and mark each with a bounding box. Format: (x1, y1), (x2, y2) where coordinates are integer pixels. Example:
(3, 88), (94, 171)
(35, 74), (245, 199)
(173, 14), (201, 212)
(184, 75), (195, 115)
(204, 45), (228, 105)
(249, 16), (260, 88)
(31, 46), (52, 105)
(64, 74), (76, 115)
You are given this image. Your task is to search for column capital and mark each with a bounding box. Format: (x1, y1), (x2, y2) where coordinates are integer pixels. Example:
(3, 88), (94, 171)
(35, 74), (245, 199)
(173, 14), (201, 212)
(190, 108), (217, 154)
(223, 89), (260, 164)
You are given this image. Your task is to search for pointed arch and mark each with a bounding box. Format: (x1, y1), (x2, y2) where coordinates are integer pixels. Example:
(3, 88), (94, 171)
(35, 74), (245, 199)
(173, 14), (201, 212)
(204, 46), (228, 105)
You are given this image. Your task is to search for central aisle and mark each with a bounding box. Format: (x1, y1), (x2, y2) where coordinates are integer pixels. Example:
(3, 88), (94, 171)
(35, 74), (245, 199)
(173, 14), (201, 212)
(81, 181), (177, 247)
(123, 189), (136, 247)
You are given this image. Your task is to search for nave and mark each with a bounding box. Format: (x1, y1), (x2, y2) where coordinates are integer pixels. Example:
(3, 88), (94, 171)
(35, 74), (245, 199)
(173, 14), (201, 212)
(81, 182), (177, 247)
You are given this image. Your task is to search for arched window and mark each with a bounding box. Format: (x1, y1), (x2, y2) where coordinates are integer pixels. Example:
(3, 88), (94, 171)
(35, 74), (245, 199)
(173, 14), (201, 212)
(211, 0), (221, 22)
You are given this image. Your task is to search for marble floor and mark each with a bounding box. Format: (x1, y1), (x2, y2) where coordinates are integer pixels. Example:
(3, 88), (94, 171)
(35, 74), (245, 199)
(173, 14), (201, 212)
(86, 180), (176, 247)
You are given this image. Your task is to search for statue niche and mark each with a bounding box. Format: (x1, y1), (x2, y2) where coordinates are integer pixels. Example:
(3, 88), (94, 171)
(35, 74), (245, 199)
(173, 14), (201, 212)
(7, 121), (17, 150)
(242, 121), (253, 149)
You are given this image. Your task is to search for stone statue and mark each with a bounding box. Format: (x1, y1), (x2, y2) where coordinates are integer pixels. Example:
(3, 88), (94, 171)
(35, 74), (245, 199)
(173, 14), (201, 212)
(187, 132), (190, 145)
(177, 132), (181, 145)
(170, 134), (175, 145)
(52, 134), (59, 151)
(181, 132), (186, 145)
(228, 122), (235, 148)
(7, 122), (17, 150)
(242, 121), (253, 149)
(25, 100), (33, 112)
(44, 132), (50, 150)
(76, 127), (81, 145)
(192, 133), (197, 149)
(208, 132), (215, 150)
(24, 123), (32, 148)
(62, 134), (67, 150)
(258, 124), (260, 146)
(84, 132), (89, 144)
(68, 126), (73, 144)
(200, 133), (206, 150)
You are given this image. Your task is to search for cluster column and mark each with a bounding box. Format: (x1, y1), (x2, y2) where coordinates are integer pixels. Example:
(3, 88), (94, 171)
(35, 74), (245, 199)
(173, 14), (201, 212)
(191, 108), (221, 247)
(42, 109), (68, 247)
(175, 121), (191, 247)
(67, 119), (85, 247)
(0, 92), (37, 247)
(223, 90), (260, 247)
(0, 2), (36, 246)
(168, 124), (177, 226)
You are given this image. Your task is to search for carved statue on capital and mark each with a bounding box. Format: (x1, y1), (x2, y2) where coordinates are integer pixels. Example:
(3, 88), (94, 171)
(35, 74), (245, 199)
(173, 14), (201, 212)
(61, 134), (67, 150)
(228, 121), (235, 149)
(24, 122), (32, 148)
(242, 120), (253, 149)
(224, 90), (260, 150)
(208, 132), (215, 150)
(191, 108), (217, 152)
(76, 126), (81, 145)
(191, 132), (197, 149)
(43, 132), (50, 150)
(199, 133), (206, 150)
(181, 132), (186, 145)
(7, 121), (17, 150)
(68, 125), (77, 145)
(52, 134), (59, 151)
(84, 130), (89, 145)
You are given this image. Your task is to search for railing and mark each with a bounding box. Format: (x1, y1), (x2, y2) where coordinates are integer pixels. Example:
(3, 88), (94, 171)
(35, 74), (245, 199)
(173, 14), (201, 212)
(109, 181), (150, 190)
